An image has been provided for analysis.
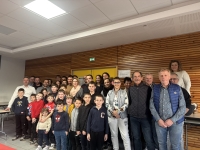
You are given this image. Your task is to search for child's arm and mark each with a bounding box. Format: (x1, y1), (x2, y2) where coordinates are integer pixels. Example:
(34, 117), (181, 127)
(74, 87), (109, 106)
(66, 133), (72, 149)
(51, 113), (55, 134)
(45, 118), (52, 134)
(104, 110), (109, 141)
(119, 91), (129, 113)
(86, 110), (92, 141)
(76, 108), (81, 135)
(65, 113), (69, 135)
(36, 121), (39, 133)
(40, 109), (54, 123)
(83, 108), (91, 135)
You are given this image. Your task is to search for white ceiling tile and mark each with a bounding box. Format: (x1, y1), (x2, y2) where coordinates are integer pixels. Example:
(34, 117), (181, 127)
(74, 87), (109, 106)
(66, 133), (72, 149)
(147, 18), (174, 29)
(0, 0), (19, 14)
(49, 0), (91, 12)
(32, 19), (70, 36)
(9, 0), (34, 6)
(180, 22), (200, 34)
(8, 8), (47, 25)
(51, 14), (89, 32)
(172, 0), (189, 5)
(94, 0), (138, 21)
(70, 4), (110, 27)
(130, 0), (171, 14)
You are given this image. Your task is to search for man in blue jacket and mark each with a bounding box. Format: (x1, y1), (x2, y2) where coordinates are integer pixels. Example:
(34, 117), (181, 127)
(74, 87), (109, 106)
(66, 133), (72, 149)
(150, 68), (186, 150)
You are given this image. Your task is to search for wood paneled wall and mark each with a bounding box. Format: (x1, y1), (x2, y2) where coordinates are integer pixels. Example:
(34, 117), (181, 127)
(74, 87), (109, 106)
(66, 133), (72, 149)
(25, 32), (200, 149)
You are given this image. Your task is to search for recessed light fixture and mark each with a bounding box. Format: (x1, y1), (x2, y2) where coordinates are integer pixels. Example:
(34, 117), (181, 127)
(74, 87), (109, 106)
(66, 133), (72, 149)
(24, 0), (67, 19)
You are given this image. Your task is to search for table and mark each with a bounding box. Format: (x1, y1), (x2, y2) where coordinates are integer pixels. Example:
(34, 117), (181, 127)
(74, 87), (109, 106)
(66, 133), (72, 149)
(0, 109), (10, 140)
(0, 102), (8, 109)
(184, 113), (200, 150)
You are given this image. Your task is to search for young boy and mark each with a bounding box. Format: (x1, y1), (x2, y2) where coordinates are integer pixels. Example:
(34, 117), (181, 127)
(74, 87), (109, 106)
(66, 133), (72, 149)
(76, 93), (93, 150)
(69, 97), (82, 150)
(25, 94), (36, 140)
(52, 100), (69, 150)
(36, 108), (51, 150)
(56, 89), (66, 104)
(64, 95), (74, 118)
(87, 94), (108, 150)
(12, 88), (29, 140)
(51, 84), (58, 99)
(88, 81), (98, 105)
(30, 92), (44, 144)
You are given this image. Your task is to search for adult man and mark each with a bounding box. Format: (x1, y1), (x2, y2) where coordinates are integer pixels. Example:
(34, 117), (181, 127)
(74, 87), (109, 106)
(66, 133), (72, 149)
(33, 77), (42, 90)
(36, 79), (51, 94)
(145, 73), (154, 87)
(82, 74), (100, 94)
(5, 77), (36, 111)
(29, 76), (35, 86)
(150, 69), (186, 150)
(124, 77), (132, 93)
(128, 71), (155, 150)
(66, 75), (73, 95)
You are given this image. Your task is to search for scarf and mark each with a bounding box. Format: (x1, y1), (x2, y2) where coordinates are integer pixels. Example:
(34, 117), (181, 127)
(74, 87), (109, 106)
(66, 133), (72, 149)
(70, 85), (81, 97)
(103, 84), (114, 97)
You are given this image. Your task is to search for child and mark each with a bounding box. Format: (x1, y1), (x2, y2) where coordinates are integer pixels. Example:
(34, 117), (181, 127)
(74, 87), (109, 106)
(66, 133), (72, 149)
(12, 88), (29, 140)
(64, 95), (75, 118)
(36, 108), (51, 150)
(88, 81), (98, 105)
(69, 97), (82, 150)
(51, 84), (58, 99)
(52, 100), (69, 150)
(56, 89), (66, 104)
(30, 92), (44, 144)
(25, 94), (36, 140)
(76, 93), (93, 150)
(87, 94), (108, 150)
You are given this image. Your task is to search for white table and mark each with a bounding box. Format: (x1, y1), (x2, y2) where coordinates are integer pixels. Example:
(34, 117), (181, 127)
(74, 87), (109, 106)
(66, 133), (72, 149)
(184, 113), (200, 150)
(0, 109), (10, 140)
(0, 102), (8, 109)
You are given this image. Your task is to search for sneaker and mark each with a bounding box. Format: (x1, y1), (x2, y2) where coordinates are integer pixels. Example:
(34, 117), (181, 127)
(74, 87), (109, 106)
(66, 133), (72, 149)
(12, 135), (21, 141)
(49, 143), (55, 150)
(36, 146), (42, 150)
(43, 145), (49, 150)
(20, 135), (25, 141)
(30, 140), (34, 144)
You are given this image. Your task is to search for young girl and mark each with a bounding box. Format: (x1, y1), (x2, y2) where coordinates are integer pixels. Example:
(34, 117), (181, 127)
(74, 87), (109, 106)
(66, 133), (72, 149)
(70, 98), (82, 150)
(41, 88), (48, 104)
(36, 108), (51, 150)
(76, 93), (93, 150)
(63, 95), (74, 118)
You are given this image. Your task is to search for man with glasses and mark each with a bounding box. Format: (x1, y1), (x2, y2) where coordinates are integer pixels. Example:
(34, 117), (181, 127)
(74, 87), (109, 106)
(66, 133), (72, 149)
(128, 71), (155, 150)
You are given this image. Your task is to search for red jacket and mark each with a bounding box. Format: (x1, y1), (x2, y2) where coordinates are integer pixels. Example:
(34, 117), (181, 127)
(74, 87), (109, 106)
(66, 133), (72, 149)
(31, 100), (44, 119)
(44, 102), (55, 112)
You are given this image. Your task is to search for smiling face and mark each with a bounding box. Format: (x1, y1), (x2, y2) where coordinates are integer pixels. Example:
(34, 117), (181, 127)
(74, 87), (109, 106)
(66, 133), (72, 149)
(171, 62), (179, 72)
(159, 70), (171, 86)
(104, 79), (111, 88)
(113, 79), (121, 90)
(145, 74), (153, 86)
(133, 72), (143, 85)
(95, 96), (104, 108)
(83, 94), (91, 105)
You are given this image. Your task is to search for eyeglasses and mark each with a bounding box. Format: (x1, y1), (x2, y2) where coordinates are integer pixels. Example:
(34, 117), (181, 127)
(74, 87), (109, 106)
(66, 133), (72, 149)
(114, 82), (121, 84)
(170, 78), (178, 81)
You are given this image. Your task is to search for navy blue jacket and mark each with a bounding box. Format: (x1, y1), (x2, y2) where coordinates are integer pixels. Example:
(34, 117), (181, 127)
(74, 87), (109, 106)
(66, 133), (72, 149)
(12, 96), (28, 115)
(153, 83), (184, 124)
(52, 111), (69, 132)
(87, 106), (108, 134)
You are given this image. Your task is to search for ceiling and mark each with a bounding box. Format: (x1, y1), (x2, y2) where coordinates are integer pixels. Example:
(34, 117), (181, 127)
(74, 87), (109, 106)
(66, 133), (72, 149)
(1, 0), (200, 60)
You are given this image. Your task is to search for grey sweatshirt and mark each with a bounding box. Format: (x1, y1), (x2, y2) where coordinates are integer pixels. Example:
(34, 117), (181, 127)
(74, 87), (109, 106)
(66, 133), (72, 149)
(70, 108), (79, 131)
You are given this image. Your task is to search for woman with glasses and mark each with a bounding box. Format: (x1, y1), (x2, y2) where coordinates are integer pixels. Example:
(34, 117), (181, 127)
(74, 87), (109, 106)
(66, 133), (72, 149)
(106, 77), (131, 150)
(169, 60), (191, 94)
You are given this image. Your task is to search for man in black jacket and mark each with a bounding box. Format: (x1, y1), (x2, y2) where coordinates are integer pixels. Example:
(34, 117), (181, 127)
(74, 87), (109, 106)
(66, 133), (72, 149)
(128, 71), (155, 150)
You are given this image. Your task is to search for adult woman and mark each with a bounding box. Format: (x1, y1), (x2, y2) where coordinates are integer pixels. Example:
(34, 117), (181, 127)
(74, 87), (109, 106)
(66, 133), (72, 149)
(41, 88), (48, 104)
(95, 75), (104, 92)
(102, 72), (110, 80)
(55, 81), (61, 89)
(169, 60), (191, 94)
(70, 78), (83, 100)
(106, 77), (131, 150)
(101, 78), (114, 99)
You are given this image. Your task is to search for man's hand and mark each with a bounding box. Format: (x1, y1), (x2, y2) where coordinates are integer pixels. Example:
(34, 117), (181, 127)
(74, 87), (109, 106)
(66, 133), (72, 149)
(87, 134), (91, 141)
(65, 131), (68, 136)
(165, 119), (173, 127)
(26, 116), (31, 121)
(76, 131), (81, 135)
(45, 131), (49, 134)
(5, 107), (10, 111)
(82, 131), (86, 135)
(104, 134), (108, 141)
(32, 118), (36, 123)
(158, 119), (167, 128)
(52, 131), (54, 134)
(36, 129), (38, 133)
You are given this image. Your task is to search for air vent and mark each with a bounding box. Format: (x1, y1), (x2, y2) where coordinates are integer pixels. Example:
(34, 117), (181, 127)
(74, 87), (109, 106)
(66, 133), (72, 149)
(0, 25), (16, 35)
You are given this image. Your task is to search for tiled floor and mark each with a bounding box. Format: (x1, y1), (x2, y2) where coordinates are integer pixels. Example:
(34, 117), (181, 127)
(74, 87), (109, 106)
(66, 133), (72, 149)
(0, 116), (37, 150)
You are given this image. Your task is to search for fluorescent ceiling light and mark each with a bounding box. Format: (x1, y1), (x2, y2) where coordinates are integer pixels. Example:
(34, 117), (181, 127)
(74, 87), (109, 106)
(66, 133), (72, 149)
(24, 0), (66, 19)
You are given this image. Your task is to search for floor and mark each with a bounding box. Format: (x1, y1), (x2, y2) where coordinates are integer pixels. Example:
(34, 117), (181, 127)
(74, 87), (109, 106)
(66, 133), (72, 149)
(0, 116), (38, 150)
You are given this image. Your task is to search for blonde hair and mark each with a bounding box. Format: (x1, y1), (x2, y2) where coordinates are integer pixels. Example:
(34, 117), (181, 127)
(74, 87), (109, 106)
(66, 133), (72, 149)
(73, 77), (80, 84)
(158, 68), (171, 74)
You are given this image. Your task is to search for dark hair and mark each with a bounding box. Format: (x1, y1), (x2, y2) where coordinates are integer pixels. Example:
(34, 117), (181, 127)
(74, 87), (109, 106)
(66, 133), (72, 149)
(132, 71), (143, 77)
(68, 75), (73, 79)
(30, 76), (35, 78)
(95, 94), (104, 100)
(74, 97), (83, 103)
(37, 92), (44, 97)
(96, 75), (103, 85)
(102, 72), (110, 78)
(56, 75), (61, 78)
(113, 77), (120, 81)
(48, 79), (52, 84)
(51, 83), (58, 88)
(60, 84), (67, 88)
(83, 93), (91, 98)
(73, 75), (78, 78)
(35, 77), (40, 79)
(56, 100), (64, 105)
(30, 94), (36, 97)
(18, 88), (24, 92)
(41, 108), (49, 113)
(88, 81), (96, 86)
(104, 78), (112, 83)
(169, 60), (182, 71)
(86, 74), (93, 79)
(124, 77), (132, 83)
(43, 79), (49, 82)
(58, 89), (65, 94)
(47, 93), (54, 98)
(41, 88), (47, 93)
(24, 76), (29, 80)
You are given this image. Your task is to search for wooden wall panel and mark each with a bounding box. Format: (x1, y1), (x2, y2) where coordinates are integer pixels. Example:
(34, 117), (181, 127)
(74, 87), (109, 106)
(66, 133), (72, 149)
(25, 32), (200, 149)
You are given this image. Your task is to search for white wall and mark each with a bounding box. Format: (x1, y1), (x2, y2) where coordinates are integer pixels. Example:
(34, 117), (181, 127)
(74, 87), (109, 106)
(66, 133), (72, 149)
(0, 55), (25, 102)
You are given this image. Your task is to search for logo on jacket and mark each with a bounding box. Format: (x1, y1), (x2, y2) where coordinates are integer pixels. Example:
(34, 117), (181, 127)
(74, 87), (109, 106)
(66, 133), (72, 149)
(17, 101), (22, 107)
(101, 112), (105, 118)
(55, 114), (61, 122)
(174, 91), (177, 94)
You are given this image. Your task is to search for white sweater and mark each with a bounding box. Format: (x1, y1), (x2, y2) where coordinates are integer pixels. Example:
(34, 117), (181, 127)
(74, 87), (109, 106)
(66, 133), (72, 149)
(174, 70), (191, 95)
(36, 117), (51, 132)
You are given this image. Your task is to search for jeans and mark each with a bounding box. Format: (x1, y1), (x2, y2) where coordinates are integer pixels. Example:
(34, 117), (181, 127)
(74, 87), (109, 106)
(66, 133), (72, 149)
(129, 117), (155, 150)
(54, 131), (67, 150)
(38, 130), (49, 146)
(155, 122), (183, 150)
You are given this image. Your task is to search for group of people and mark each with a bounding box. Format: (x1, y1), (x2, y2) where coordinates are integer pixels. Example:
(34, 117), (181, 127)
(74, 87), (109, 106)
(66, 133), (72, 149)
(5, 60), (193, 150)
